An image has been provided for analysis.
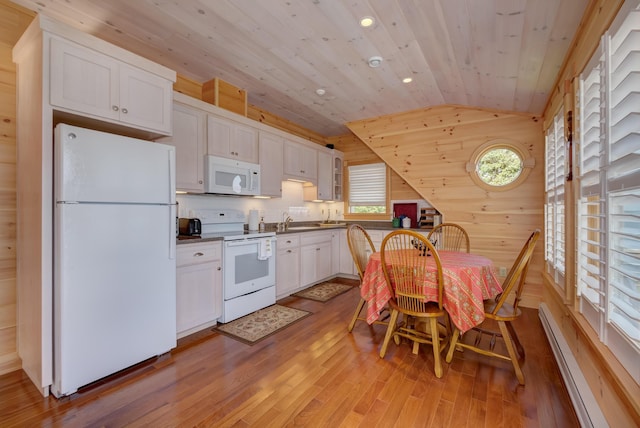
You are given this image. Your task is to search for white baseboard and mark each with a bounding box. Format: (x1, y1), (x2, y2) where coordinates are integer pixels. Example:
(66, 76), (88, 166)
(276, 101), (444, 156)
(538, 303), (608, 428)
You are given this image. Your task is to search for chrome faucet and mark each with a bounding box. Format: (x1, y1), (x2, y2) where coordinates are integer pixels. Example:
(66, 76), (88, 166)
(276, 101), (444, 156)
(283, 212), (293, 230)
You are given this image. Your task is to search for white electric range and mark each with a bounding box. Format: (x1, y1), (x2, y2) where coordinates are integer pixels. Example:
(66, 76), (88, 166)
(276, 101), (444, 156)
(192, 209), (276, 323)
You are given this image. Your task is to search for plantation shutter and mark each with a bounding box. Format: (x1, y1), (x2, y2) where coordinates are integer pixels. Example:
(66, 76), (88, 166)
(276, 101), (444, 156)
(576, 1), (640, 381)
(348, 163), (386, 207)
(544, 107), (566, 287)
(606, 5), (640, 352)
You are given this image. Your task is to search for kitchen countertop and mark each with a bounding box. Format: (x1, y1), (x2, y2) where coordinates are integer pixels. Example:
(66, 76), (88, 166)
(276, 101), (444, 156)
(177, 222), (432, 244)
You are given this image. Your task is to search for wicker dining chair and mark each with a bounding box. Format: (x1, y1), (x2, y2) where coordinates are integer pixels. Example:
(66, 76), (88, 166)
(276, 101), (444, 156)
(379, 230), (450, 378)
(445, 229), (540, 385)
(427, 223), (470, 253)
(346, 224), (387, 332)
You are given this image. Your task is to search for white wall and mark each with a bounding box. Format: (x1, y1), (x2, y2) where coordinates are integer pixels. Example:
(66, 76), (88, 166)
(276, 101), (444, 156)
(177, 181), (344, 224)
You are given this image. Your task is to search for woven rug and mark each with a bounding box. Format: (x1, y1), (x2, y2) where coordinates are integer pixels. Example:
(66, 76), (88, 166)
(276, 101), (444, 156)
(215, 305), (311, 345)
(292, 282), (354, 303)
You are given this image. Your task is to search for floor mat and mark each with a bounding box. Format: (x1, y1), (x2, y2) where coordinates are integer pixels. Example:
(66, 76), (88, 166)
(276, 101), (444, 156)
(292, 282), (354, 303)
(214, 304), (311, 345)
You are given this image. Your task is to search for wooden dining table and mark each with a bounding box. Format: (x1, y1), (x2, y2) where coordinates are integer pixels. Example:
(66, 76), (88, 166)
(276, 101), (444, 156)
(360, 250), (502, 333)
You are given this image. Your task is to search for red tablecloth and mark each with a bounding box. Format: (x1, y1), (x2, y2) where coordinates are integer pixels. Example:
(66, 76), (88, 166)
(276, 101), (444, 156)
(361, 250), (502, 333)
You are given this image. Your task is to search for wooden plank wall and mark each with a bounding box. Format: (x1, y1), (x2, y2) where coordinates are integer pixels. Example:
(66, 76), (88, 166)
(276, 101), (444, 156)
(327, 132), (424, 202)
(347, 106), (544, 307)
(0, 0), (35, 375)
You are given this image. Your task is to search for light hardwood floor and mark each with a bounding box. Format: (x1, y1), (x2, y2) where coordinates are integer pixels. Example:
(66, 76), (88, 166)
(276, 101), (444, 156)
(0, 279), (578, 427)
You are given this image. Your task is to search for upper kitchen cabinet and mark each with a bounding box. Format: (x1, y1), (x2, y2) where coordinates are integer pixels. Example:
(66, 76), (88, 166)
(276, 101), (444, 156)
(303, 149), (343, 202)
(333, 152), (344, 202)
(157, 93), (206, 193)
(49, 37), (174, 135)
(259, 131), (284, 197)
(283, 139), (317, 183)
(207, 115), (259, 163)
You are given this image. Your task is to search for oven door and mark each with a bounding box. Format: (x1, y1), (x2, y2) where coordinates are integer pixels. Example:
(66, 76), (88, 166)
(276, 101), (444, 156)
(223, 237), (275, 299)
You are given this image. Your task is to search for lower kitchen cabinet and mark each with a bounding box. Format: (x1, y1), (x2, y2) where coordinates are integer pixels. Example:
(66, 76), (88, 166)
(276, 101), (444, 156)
(176, 241), (222, 338)
(276, 233), (300, 298)
(300, 232), (332, 287)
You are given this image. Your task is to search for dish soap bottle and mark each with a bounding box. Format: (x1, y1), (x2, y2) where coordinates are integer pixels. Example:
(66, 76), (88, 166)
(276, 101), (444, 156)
(259, 217), (266, 232)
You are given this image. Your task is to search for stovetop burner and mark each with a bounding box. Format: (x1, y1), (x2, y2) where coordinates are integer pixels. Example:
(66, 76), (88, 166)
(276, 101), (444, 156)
(190, 208), (275, 241)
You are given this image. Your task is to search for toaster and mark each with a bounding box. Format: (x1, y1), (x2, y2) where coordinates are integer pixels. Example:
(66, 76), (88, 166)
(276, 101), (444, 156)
(178, 218), (202, 236)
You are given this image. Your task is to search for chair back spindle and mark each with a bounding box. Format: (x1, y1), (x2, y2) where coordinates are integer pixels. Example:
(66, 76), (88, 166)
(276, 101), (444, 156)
(427, 223), (470, 253)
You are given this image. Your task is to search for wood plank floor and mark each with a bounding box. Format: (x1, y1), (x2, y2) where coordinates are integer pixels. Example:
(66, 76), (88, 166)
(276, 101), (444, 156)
(0, 279), (578, 427)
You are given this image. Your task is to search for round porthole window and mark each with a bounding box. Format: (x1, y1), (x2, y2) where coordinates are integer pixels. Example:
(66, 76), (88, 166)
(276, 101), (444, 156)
(476, 147), (522, 186)
(467, 139), (534, 191)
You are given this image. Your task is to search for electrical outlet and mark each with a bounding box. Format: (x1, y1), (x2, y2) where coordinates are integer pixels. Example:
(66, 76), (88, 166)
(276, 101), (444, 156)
(498, 266), (508, 276)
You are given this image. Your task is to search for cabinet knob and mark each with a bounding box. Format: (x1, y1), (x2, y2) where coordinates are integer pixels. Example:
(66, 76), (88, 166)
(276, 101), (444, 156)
(217, 267), (222, 271)
(112, 105), (119, 112)
(287, 249), (292, 253)
(199, 180), (203, 184)
(121, 108), (128, 114)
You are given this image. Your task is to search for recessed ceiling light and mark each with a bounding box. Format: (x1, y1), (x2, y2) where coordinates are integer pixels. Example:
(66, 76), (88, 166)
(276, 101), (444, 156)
(316, 88), (326, 96)
(368, 56), (383, 68)
(360, 16), (375, 27)
(402, 77), (413, 83)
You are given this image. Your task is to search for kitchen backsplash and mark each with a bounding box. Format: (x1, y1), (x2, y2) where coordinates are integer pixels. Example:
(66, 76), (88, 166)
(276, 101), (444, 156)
(177, 181), (342, 224)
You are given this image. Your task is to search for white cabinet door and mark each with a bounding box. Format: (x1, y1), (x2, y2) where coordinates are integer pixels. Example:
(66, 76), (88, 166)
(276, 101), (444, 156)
(276, 247), (300, 298)
(283, 140), (317, 182)
(300, 233), (332, 286)
(259, 132), (284, 197)
(157, 101), (206, 192)
(315, 241), (332, 281)
(317, 150), (332, 200)
(339, 229), (357, 276)
(49, 37), (173, 135)
(50, 37), (119, 122)
(331, 231), (340, 275)
(118, 64), (173, 135)
(333, 153), (344, 202)
(176, 242), (222, 338)
(300, 244), (317, 287)
(207, 115), (259, 163)
(176, 259), (222, 336)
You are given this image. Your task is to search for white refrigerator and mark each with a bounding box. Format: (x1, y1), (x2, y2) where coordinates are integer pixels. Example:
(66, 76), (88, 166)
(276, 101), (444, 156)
(52, 123), (177, 397)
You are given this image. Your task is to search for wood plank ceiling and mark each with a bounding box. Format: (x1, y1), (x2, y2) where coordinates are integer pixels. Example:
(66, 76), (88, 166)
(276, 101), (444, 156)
(11, 0), (589, 136)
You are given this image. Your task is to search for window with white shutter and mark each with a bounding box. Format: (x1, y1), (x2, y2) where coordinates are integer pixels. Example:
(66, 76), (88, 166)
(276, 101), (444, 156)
(347, 163), (387, 214)
(576, 1), (640, 382)
(544, 107), (566, 288)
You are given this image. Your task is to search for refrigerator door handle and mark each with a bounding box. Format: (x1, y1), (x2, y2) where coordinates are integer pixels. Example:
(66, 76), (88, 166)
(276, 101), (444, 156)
(169, 204), (176, 260)
(168, 148), (176, 203)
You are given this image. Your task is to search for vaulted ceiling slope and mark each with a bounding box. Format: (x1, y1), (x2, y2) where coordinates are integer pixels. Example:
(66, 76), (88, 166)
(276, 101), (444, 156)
(11, 0), (588, 137)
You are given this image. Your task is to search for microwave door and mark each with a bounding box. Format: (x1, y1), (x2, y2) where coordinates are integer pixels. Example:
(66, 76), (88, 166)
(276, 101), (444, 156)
(215, 168), (247, 194)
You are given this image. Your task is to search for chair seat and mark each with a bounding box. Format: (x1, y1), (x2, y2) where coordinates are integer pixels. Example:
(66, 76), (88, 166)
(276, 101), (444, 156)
(483, 300), (521, 321)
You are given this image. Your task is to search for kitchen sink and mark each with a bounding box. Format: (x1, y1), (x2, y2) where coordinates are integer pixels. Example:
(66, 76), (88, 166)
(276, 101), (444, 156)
(286, 226), (320, 231)
(317, 222), (347, 227)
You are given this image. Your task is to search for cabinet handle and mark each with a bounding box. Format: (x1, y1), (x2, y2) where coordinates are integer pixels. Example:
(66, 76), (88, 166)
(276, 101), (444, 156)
(121, 108), (128, 114)
(112, 105), (119, 111)
(194, 252), (204, 257)
(316, 248), (320, 251)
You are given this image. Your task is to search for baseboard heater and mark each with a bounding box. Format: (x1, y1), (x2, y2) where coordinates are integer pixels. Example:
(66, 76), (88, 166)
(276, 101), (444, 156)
(538, 303), (608, 428)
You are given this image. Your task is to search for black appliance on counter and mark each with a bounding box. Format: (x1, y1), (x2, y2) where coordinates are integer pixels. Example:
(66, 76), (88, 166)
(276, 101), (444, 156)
(178, 218), (201, 236)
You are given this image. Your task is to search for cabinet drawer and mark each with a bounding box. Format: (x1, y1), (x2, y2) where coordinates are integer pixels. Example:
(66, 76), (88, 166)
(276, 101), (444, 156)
(278, 234), (300, 249)
(300, 231), (332, 246)
(177, 241), (221, 266)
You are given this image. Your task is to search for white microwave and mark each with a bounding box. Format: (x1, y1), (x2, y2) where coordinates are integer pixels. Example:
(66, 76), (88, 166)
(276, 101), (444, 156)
(204, 155), (261, 196)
